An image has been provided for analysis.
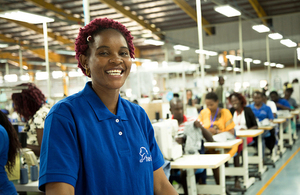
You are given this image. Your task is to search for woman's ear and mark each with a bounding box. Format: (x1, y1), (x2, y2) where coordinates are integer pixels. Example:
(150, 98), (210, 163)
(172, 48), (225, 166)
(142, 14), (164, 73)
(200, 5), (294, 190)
(79, 54), (88, 69)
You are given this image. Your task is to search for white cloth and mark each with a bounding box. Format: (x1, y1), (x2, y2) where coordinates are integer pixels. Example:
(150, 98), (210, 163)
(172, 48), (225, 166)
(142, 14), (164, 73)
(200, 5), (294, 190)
(267, 100), (277, 114)
(183, 121), (203, 154)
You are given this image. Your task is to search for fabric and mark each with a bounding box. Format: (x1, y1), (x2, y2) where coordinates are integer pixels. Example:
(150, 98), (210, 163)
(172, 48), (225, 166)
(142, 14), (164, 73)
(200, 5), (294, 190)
(198, 108), (235, 132)
(266, 100), (277, 114)
(23, 104), (51, 146)
(183, 121), (203, 155)
(171, 115), (196, 136)
(39, 82), (164, 195)
(248, 103), (274, 122)
(0, 125), (17, 195)
(276, 98), (291, 110)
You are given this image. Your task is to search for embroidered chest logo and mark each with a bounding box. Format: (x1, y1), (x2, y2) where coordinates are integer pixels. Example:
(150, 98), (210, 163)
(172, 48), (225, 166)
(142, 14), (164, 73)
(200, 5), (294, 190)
(139, 147), (152, 163)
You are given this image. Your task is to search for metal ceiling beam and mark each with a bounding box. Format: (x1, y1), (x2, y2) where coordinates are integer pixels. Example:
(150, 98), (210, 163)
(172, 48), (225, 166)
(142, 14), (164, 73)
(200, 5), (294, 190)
(0, 52), (26, 62)
(0, 33), (67, 63)
(172, 0), (212, 35)
(99, 0), (164, 40)
(248, 0), (268, 26)
(25, 0), (83, 24)
(2, 19), (74, 50)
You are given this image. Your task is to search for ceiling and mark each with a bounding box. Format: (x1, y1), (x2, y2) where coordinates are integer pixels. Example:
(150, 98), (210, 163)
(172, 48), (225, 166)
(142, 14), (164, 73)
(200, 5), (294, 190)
(0, 0), (299, 75)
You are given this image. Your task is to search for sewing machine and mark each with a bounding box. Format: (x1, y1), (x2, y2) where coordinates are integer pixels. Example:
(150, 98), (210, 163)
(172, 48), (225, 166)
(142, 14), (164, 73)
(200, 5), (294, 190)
(152, 119), (183, 161)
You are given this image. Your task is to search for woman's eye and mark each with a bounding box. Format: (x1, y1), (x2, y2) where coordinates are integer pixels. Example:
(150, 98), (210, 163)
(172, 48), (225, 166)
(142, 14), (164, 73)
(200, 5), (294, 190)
(120, 51), (129, 56)
(99, 52), (109, 55)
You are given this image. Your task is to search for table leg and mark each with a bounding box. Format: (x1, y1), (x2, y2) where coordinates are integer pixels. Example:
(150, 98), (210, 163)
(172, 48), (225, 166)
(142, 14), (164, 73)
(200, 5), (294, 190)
(257, 134), (264, 173)
(293, 115), (298, 140)
(186, 169), (197, 195)
(242, 137), (249, 185)
(278, 123), (286, 156)
(288, 118), (293, 145)
(219, 163), (226, 195)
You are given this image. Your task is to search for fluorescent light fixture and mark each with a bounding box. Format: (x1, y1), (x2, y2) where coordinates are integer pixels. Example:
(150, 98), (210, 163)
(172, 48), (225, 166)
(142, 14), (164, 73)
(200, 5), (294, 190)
(4, 74), (18, 82)
(55, 50), (76, 56)
(276, 64), (284, 68)
(244, 58), (253, 62)
(270, 63), (276, 67)
(36, 72), (49, 80)
(173, 45), (190, 51)
(264, 62), (269, 66)
(144, 39), (164, 46)
(297, 48), (300, 61)
(280, 39), (297, 47)
(69, 70), (84, 77)
(253, 60), (261, 64)
(142, 61), (158, 69)
(195, 50), (218, 56)
(0, 10), (54, 24)
(268, 33), (283, 40)
(226, 67), (233, 71)
(52, 71), (63, 79)
(218, 67), (225, 70)
(234, 67), (241, 72)
(20, 74), (30, 81)
(226, 55), (242, 61)
(214, 5), (241, 17)
(252, 24), (270, 33)
(0, 43), (9, 48)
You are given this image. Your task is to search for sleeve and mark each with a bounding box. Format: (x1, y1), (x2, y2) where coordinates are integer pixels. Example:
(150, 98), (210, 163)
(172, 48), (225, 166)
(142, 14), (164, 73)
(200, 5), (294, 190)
(284, 99), (291, 108)
(245, 107), (258, 128)
(267, 106), (274, 120)
(0, 129), (5, 153)
(223, 109), (235, 131)
(198, 109), (210, 129)
(142, 109), (164, 171)
(39, 110), (80, 192)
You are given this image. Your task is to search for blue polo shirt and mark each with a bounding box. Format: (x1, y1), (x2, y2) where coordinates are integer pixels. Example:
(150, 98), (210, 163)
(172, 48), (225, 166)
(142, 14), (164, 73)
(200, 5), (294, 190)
(276, 98), (291, 110)
(39, 82), (164, 195)
(249, 103), (274, 121)
(0, 125), (17, 195)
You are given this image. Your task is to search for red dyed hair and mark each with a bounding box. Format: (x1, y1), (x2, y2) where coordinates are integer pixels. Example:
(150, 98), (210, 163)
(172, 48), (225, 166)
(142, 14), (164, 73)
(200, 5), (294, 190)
(229, 92), (247, 107)
(75, 18), (135, 77)
(11, 83), (46, 121)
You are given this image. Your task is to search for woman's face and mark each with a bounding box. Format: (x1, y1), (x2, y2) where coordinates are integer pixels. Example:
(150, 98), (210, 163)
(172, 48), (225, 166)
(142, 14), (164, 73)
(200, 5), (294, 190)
(205, 99), (219, 112)
(230, 95), (241, 109)
(84, 29), (132, 91)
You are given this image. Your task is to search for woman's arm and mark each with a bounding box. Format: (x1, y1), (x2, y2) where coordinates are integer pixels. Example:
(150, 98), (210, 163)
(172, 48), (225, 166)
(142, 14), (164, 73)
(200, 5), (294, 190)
(194, 120), (214, 142)
(46, 182), (74, 195)
(153, 167), (178, 195)
(26, 128), (43, 156)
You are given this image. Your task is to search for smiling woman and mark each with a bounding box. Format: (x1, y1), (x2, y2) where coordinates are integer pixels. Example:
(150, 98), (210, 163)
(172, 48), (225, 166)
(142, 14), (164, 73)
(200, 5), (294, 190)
(38, 18), (178, 195)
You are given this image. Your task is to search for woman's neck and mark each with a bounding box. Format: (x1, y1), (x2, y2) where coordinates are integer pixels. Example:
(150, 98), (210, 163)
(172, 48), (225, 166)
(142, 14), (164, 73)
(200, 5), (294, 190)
(236, 106), (243, 114)
(255, 102), (262, 109)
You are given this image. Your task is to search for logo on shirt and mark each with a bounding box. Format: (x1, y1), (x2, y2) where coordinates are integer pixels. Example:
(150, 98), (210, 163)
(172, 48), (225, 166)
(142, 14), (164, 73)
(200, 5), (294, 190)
(139, 147), (152, 163)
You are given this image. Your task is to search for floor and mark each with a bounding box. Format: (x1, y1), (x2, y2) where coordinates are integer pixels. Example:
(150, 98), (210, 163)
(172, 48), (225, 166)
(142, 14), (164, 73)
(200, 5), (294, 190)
(228, 130), (300, 195)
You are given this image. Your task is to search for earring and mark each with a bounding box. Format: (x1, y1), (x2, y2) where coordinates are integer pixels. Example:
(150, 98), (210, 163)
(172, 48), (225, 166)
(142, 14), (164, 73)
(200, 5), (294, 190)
(85, 68), (91, 77)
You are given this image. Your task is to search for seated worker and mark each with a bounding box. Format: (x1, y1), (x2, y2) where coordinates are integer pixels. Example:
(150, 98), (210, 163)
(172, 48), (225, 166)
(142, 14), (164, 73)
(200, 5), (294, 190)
(284, 88), (298, 110)
(186, 89), (195, 106)
(270, 91), (291, 111)
(229, 92), (258, 188)
(169, 97), (213, 195)
(262, 93), (277, 118)
(249, 91), (275, 156)
(198, 92), (237, 188)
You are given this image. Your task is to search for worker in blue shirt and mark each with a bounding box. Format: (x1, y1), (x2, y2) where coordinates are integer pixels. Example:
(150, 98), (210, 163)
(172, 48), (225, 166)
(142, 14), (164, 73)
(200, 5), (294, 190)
(270, 91), (291, 111)
(249, 91), (275, 156)
(39, 18), (178, 195)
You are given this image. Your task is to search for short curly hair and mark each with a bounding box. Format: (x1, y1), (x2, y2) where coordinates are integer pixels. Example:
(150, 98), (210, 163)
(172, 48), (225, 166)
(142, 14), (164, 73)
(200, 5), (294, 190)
(11, 83), (46, 121)
(229, 92), (247, 107)
(75, 18), (135, 77)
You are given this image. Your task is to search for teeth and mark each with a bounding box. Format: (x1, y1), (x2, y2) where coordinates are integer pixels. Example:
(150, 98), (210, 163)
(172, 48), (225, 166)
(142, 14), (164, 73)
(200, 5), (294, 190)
(106, 70), (122, 75)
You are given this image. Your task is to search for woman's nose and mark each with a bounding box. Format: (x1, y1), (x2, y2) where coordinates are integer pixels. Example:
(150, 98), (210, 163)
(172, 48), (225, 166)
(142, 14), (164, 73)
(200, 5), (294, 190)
(109, 58), (123, 64)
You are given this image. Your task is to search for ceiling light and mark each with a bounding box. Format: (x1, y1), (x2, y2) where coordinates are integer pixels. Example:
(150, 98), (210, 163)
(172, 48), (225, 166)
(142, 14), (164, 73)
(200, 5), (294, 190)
(0, 43), (9, 48)
(204, 65), (211, 69)
(252, 24), (270, 33)
(195, 50), (218, 56)
(55, 50), (76, 56)
(175, 50), (182, 55)
(173, 45), (190, 51)
(69, 70), (84, 77)
(276, 64), (284, 68)
(52, 71), (63, 79)
(144, 39), (164, 46)
(270, 63), (276, 67)
(0, 10), (54, 24)
(36, 72), (49, 80)
(253, 60), (261, 64)
(4, 74), (18, 82)
(214, 5), (241, 17)
(226, 55), (242, 61)
(264, 62), (269, 66)
(234, 67), (240, 72)
(244, 58), (253, 62)
(268, 33), (283, 40)
(280, 39), (297, 47)
(297, 48), (300, 61)
(20, 74), (30, 81)
(226, 67), (233, 71)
